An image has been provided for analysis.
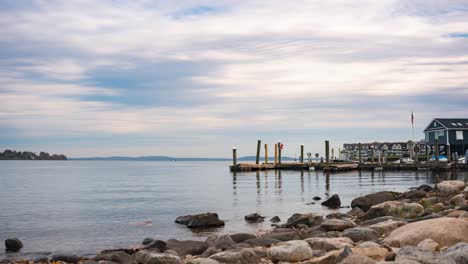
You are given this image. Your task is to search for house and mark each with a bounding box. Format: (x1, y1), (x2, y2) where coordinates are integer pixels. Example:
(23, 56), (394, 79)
(424, 118), (468, 156)
(342, 140), (426, 161)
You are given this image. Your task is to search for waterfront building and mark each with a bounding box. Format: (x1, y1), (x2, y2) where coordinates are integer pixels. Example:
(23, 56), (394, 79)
(424, 118), (468, 156)
(341, 140), (427, 161)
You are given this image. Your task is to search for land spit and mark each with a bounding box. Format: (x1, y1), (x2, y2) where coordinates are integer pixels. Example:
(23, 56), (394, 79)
(2, 180), (468, 264)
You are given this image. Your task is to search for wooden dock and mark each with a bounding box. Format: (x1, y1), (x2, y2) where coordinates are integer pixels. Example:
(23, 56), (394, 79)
(229, 162), (310, 172)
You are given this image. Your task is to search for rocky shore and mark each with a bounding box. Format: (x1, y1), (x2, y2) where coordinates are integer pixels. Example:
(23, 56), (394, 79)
(3, 180), (468, 264)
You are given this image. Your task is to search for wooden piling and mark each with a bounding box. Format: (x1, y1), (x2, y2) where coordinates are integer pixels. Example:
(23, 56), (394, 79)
(414, 145), (419, 163)
(435, 139), (439, 162)
(426, 144), (429, 161)
(278, 142), (282, 164)
(264, 144), (268, 164)
(358, 143), (362, 163)
(371, 147), (375, 163)
(232, 148), (237, 166)
(325, 140), (330, 165)
(447, 144), (451, 162)
(274, 143), (278, 165)
(300, 145), (304, 163)
(256, 140), (261, 165)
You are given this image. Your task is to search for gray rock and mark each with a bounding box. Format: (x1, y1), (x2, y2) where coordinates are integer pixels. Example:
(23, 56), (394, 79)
(403, 190), (427, 200)
(260, 230), (301, 241)
(135, 250), (183, 264)
(95, 251), (133, 264)
(50, 253), (81, 263)
(243, 237), (281, 247)
(342, 227), (379, 242)
(142, 238), (154, 245)
(417, 239), (439, 252)
(321, 194), (341, 209)
(396, 245), (440, 264)
(269, 216), (281, 223)
(320, 218), (357, 232)
(304, 237), (354, 252)
(200, 247), (222, 258)
(326, 212), (348, 219)
(166, 239), (208, 257)
(143, 240), (167, 252)
(33, 256), (49, 263)
(188, 258), (220, 264)
(440, 242), (468, 264)
(287, 213), (323, 227)
(267, 240), (313, 262)
(229, 233), (256, 243)
(313, 196), (322, 200)
(339, 252), (377, 264)
(209, 248), (260, 264)
(5, 238), (23, 252)
(205, 234), (235, 250)
(351, 191), (398, 212)
(175, 213), (225, 229)
(244, 213), (265, 223)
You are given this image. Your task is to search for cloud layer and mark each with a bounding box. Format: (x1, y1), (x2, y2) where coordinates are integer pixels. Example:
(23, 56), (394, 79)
(1, 0), (468, 157)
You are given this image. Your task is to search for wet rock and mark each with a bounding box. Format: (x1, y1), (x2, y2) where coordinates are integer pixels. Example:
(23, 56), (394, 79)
(200, 247), (222, 258)
(326, 212), (348, 219)
(402, 189), (427, 200)
(142, 238), (154, 245)
(244, 213), (265, 223)
(384, 217), (468, 248)
(366, 201), (424, 219)
(143, 240), (167, 252)
(229, 233), (256, 243)
(175, 213), (225, 229)
(95, 251), (133, 264)
(437, 180), (466, 194)
(269, 216), (280, 223)
(135, 250), (183, 264)
(320, 218), (356, 232)
(304, 237), (354, 252)
(417, 239), (439, 252)
(205, 234), (235, 250)
(341, 227), (379, 242)
(243, 237), (281, 247)
(267, 240), (313, 262)
(33, 256), (49, 263)
(346, 207), (365, 218)
(368, 219), (407, 236)
(351, 191), (398, 212)
(313, 196), (322, 200)
(287, 213), (323, 227)
(439, 242), (468, 264)
(50, 253), (81, 263)
(166, 239), (208, 257)
(301, 226), (327, 239)
(417, 184), (434, 192)
(5, 238), (23, 252)
(321, 194), (341, 209)
(209, 248), (260, 264)
(395, 245), (440, 264)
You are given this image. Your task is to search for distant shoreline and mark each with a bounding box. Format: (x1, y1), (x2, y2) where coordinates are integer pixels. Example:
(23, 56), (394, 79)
(68, 156), (296, 161)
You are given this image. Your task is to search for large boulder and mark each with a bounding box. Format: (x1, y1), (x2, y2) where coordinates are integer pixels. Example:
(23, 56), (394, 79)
(439, 242), (468, 264)
(437, 180), (466, 194)
(209, 248), (261, 264)
(365, 201), (424, 219)
(341, 227), (379, 242)
(135, 250), (183, 264)
(351, 191), (398, 212)
(165, 239), (208, 256)
(304, 237), (353, 252)
(267, 240), (313, 262)
(368, 219), (406, 236)
(320, 218), (356, 232)
(175, 213), (225, 228)
(402, 190), (427, 200)
(287, 213), (323, 227)
(244, 213), (265, 223)
(321, 194), (341, 209)
(384, 217), (468, 248)
(243, 237), (281, 247)
(229, 233), (256, 243)
(395, 245), (440, 264)
(5, 238), (23, 252)
(205, 235), (235, 250)
(143, 240), (167, 251)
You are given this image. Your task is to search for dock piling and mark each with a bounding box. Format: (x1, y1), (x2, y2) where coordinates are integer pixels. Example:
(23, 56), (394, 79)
(447, 144), (451, 162)
(300, 145), (304, 163)
(232, 148), (237, 166)
(274, 143), (278, 165)
(325, 140), (330, 165)
(265, 144), (268, 164)
(256, 140), (261, 165)
(278, 142), (282, 164)
(435, 139), (439, 162)
(358, 143), (362, 163)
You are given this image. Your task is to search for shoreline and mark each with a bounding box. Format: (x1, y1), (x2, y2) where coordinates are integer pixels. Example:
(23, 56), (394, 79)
(2, 180), (468, 263)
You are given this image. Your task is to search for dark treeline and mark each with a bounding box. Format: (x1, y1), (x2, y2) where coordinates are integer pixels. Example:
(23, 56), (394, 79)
(0, 149), (67, 160)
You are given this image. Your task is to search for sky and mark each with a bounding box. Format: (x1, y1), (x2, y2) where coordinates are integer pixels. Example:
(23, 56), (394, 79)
(1, 0), (468, 158)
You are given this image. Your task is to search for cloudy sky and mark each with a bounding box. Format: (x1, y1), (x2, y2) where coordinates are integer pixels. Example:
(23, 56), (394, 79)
(1, 0), (468, 158)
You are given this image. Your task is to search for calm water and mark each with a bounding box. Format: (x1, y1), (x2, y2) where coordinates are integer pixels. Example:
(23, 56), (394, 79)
(0, 161), (467, 255)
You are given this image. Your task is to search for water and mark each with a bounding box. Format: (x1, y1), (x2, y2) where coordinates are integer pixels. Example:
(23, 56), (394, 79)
(0, 161), (466, 255)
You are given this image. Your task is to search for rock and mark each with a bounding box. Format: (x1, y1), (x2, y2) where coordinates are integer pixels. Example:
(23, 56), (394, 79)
(50, 253), (81, 263)
(366, 201), (424, 219)
(188, 258), (220, 264)
(313, 196), (322, 200)
(432, 203), (445, 213)
(326, 212), (348, 219)
(321, 194), (341, 209)
(341, 227), (379, 242)
(459, 212), (468, 220)
(320, 218), (357, 232)
(267, 240), (313, 262)
(450, 194), (466, 207)
(135, 250), (183, 264)
(395, 245), (440, 264)
(95, 251), (133, 264)
(209, 248), (260, 264)
(351, 191), (398, 212)
(175, 213), (225, 228)
(307, 249), (342, 264)
(417, 239), (439, 252)
(346, 207), (365, 218)
(200, 247), (222, 258)
(447, 210), (466, 218)
(205, 234), (235, 250)
(287, 213), (323, 227)
(301, 226), (327, 239)
(417, 184), (434, 192)
(5, 238), (23, 252)
(304, 237), (354, 252)
(229, 233), (256, 243)
(368, 219), (407, 236)
(96, 261), (118, 264)
(244, 213), (265, 223)
(357, 241), (381, 248)
(269, 216), (281, 223)
(166, 239), (208, 257)
(439, 242), (468, 264)
(437, 180), (466, 194)
(361, 216), (400, 226)
(339, 252), (377, 264)
(260, 230), (301, 241)
(164, 250), (179, 256)
(143, 240), (167, 251)
(101, 248), (138, 255)
(33, 256), (49, 263)
(402, 190), (427, 200)
(243, 237), (281, 247)
(384, 217), (468, 248)
(142, 238), (154, 245)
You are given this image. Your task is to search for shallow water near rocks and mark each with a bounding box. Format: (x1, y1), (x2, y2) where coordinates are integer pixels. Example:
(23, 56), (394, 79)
(0, 161), (466, 257)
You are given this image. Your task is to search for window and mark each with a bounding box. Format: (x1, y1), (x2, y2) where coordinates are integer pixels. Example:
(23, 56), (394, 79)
(457, 123), (463, 126)
(425, 132), (429, 141)
(456, 131), (464, 140)
(451, 123), (457, 126)
(435, 130), (444, 138)
(434, 122), (437, 127)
